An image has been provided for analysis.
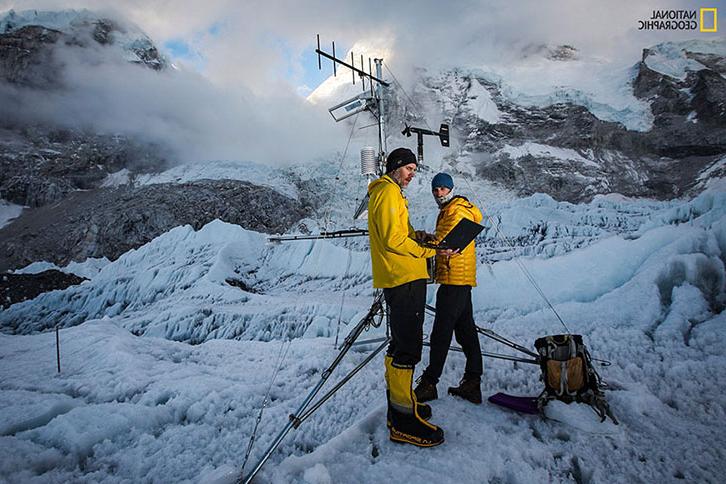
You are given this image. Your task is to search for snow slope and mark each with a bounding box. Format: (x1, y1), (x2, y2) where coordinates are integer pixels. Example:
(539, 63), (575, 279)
(0, 184), (724, 482)
(476, 59), (653, 132)
(643, 40), (726, 80)
(0, 200), (23, 229)
(135, 160), (301, 200)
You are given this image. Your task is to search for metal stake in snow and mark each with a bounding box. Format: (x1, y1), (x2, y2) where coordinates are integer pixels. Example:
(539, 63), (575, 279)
(56, 325), (61, 373)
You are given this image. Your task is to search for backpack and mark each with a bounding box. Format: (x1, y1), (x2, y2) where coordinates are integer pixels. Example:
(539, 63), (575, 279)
(534, 334), (618, 424)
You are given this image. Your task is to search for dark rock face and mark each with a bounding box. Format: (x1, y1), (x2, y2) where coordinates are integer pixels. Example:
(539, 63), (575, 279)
(0, 127), (170, 207)
(1, 270), (86, 308)
(691, 69), (726, 125)
(0, 25), (62, 87)
(0, 180), (308, 272)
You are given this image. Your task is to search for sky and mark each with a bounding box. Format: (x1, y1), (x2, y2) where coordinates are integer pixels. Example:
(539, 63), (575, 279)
(0, 0), (723, 164)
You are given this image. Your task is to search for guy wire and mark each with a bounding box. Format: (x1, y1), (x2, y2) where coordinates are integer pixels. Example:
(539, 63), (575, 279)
(459, 175), (571, 334)
(321, 112), (360, 232)
(334, 249), (353, 349)
(384, 64), (431, 131)
(241, 339), (292, 473)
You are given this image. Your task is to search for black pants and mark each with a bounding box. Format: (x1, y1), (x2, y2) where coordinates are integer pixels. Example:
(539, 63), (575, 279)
(422, 284), (482, 383)
(383, 279), (427, 366)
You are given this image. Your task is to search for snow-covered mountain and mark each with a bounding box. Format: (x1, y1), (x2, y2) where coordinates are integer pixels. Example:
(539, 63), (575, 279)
(0, 9), (172, 214)
(1, 8), (725, 271)
(0, 8), (168, 83)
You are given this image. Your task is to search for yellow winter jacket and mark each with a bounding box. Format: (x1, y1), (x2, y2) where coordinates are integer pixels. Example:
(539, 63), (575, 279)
(368, 175), (435, 288)
(434, 196), (483, 286)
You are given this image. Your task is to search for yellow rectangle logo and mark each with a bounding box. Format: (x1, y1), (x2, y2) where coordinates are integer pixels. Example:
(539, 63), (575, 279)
(700, 8), (717, 32)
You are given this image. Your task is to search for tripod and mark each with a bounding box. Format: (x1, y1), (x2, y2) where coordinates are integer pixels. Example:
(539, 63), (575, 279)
(238, 291), (389, 484)
(237, 291), (542, 483)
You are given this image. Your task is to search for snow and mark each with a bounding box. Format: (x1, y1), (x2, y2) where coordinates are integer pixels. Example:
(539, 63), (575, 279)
(1, 181), (725, 482)
(643, 40), (726, 80)
(479, 58), (654, 132)
(100, 169), (131, 188)
(136, 160), (301, 200)
(697, 155), (726, 182)
(12, 257), (112, 279)
(463, 78), (501, 124)
(497, 142), (599, 169)
(0, 199), (23, 229)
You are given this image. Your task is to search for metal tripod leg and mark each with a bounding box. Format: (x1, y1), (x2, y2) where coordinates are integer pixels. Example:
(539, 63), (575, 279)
(239, 293), (385, 484)
(475, 326), (540, 359)
(421, 340), (539, 365)
(424, 303), (540, 363)
(296, 338), (389, 425)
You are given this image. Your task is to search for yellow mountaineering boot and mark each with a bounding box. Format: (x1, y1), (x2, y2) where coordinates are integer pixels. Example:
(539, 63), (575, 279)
(386, 360), (444, 447)
(385, 355), (431, 429)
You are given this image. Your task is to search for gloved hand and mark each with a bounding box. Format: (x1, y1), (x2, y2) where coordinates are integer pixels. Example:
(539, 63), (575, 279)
(414, 230), (436, 242)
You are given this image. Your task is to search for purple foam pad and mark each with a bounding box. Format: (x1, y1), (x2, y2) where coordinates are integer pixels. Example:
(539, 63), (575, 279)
(488, 392), (540, 415)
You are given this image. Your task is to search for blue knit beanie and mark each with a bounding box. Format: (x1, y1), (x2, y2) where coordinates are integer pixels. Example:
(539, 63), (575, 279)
(431, 172), (454, 190)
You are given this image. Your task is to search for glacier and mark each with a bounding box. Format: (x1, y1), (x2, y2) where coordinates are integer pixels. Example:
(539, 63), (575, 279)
(0, 180), (724, 482)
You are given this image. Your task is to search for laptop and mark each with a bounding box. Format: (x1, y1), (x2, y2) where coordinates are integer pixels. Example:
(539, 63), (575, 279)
(422, 218), (484, 251)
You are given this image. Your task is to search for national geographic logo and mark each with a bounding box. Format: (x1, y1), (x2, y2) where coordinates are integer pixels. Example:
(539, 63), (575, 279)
(637, 8), (718, 32)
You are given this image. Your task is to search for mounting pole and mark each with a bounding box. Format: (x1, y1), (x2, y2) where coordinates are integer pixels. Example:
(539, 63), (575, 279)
(401, 124), (450, 164)
(375, 58), (386, 166)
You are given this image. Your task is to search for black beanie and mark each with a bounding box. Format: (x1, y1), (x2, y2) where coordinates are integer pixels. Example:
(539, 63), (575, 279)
(385, 148), (417, 173)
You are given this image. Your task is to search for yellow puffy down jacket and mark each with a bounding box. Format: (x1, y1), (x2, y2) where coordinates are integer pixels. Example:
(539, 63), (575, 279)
(434, 196), (483, 286)
(368, 175), (436, 288)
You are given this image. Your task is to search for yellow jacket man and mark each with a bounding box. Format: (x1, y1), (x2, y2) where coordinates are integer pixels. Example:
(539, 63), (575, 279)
(367, 147), (444, 447)
(415, 172), (485, 405)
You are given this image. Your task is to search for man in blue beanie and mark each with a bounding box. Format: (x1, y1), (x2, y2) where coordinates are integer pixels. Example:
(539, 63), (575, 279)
(415, 172), (484, 404)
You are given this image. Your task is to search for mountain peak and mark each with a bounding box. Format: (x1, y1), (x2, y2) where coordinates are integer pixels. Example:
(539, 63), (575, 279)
(0, 8), (168, 71)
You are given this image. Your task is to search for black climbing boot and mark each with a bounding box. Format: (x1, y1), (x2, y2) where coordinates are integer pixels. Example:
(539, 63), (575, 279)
(414, 376), (438, 403)
(448, 377), (482, 404)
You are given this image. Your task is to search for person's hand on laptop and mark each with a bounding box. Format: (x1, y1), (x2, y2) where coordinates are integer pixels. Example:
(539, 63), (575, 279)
(414, 230), (436, 243)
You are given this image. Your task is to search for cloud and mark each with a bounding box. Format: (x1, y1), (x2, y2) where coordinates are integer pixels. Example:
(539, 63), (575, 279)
(0, 5), (348, 164)
(1, 0), (719, 164)
(4, 0), (715, 87)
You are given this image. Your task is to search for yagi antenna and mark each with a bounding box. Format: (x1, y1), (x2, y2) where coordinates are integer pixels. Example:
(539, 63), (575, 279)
(402, 123), (451, 164)
(316, 34), (391, 180)
(316, 34), (390, 87)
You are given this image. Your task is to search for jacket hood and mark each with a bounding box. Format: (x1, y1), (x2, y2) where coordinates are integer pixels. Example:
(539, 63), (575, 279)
(368, 174), (398, 195)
